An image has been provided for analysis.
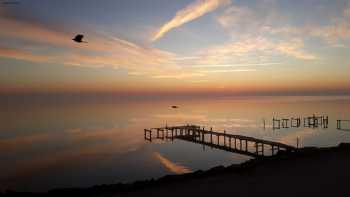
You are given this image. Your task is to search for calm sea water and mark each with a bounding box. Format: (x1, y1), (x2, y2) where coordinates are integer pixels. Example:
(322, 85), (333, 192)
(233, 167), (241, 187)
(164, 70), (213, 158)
(1, 96), (350, 192)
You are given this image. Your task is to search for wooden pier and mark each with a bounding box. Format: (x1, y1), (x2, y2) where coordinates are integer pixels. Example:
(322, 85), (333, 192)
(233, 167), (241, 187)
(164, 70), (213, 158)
(273, 115), (328, 130)
(303, 115), (328, 128)
(145, 125), (296, 157)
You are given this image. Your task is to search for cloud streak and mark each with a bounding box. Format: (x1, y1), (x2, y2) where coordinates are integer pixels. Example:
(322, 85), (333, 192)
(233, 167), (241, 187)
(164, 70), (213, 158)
(191, 62), (282, 68)
(151, 0), (230, 41)
(0, 46), (52, 63)
(196, 37), (317, 64)
(200, 69), (257, 73)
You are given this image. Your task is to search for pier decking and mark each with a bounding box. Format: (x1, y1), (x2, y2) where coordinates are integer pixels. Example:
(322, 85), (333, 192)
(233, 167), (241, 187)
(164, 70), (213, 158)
(144, 125), (296, 157)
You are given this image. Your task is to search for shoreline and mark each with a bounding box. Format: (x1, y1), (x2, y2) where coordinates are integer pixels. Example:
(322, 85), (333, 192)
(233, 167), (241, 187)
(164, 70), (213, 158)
(3, 143), (350, 196)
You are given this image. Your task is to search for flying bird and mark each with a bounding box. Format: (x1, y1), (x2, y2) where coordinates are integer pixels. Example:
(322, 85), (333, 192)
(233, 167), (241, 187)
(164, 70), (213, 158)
(171, 105), (179, 109)
(72, 34), (87, 43)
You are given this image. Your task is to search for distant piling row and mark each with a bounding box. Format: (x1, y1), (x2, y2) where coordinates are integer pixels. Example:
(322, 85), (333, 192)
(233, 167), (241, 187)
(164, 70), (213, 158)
(272, 115), (328, 130)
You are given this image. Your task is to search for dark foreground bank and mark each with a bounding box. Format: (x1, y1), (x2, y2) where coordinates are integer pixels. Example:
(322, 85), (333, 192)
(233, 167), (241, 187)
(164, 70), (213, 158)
(3, 143), (350, 197)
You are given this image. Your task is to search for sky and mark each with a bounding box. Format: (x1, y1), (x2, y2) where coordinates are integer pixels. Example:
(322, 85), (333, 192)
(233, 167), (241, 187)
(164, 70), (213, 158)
(1, 0), (350, 96)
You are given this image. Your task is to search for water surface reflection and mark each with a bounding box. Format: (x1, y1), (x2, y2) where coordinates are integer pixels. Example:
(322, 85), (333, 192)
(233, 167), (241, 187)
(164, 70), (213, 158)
(1, 96), (350, 191)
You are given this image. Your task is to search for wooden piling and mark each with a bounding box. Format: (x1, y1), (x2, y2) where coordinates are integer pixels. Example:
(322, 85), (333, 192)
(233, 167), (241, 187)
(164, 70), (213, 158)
(224, 130), (226, 146)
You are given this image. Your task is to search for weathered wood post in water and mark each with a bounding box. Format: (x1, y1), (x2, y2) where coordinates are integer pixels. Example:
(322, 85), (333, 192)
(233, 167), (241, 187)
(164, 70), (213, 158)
(202, 127), (205, 142)
(323, 116), (329, 128)
(273, 118), (281, 130)
(282, 119), (289, 128)
(144, 129), (152, 142)
(263, 118), (266, 129)
(291, 117), (301, 128)
(224, 130), (226, 146)
(297, 137), (300, 148)
(217, 133), (220, 145)
(302, 115), (328, 128)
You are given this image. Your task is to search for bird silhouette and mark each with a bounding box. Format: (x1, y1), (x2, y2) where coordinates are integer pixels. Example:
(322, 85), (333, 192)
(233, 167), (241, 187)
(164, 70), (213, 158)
(72, 34), (87, 43)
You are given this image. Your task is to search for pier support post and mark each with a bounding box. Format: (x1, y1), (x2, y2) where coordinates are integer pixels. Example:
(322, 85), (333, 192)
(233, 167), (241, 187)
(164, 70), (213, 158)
(282, 119), (289, 128)
(224, 130), (226, 146)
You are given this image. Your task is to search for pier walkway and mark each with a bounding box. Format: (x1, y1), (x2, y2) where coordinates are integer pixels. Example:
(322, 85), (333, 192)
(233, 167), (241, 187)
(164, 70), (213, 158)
(144, 125), (296, 157)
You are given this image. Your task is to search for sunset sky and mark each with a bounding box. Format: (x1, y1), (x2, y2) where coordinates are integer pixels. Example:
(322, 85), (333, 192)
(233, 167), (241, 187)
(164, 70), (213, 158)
(1, 0), (350, 95)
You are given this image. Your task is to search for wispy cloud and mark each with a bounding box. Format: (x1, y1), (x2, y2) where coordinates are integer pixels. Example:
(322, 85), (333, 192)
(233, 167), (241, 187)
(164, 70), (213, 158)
(153, 152), (192, 174)
(151, 68), (257, 79)
(309, 12), (350, 47)
(196, 37), (317, 63)
(0, 14), (315, 83)
(191, 62), (282, 68)
(0, 15), (181, 76)
(63, 36), (178, 74)
(152, 72), (206, 79)
(344, 6), (350, 17)
(216, 2), (350, 53)
(0, 6), (321, 84)
(0, 16), (73, 49)
(0, 46), (53, 63)
(199, 69), (257, 73)
(217, 5), (254, 29)
(151, 0), (230, 41)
